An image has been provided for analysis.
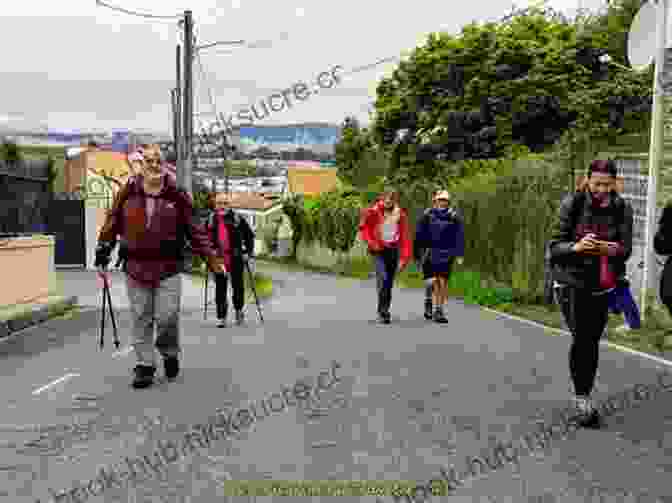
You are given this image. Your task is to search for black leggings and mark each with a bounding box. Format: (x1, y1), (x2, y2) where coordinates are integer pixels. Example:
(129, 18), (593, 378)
(214, 262), (245, 319)
(556, 286), (609, 396)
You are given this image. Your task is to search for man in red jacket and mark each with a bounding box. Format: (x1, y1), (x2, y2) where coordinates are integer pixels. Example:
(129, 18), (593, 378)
(359, 190), (412, 324)
(95, 145), (225, 389)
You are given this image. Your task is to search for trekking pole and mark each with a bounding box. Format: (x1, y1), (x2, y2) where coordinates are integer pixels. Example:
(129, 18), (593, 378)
(98, 271), (120, 349)
(103, 272), (120, 349)
(105, 277), (120, 349)
(244, 258), (263, 323)
(204, 269), (209, 320)
(99, 272), (107, 349)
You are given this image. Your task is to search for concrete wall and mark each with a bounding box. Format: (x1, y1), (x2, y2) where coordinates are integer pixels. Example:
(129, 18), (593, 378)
(0, 235), (56, 306)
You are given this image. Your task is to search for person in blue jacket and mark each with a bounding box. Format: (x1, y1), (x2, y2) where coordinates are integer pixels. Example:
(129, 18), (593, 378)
(414, 191), (439, 320)
(414, 190), (465, 323)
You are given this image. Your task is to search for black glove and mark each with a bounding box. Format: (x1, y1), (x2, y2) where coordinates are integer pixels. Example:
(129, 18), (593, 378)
(94, 241), (114, 269)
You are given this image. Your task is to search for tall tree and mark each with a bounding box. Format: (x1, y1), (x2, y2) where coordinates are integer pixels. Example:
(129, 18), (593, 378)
(371, 4), (652, 178)
(335, 116), (376, 186)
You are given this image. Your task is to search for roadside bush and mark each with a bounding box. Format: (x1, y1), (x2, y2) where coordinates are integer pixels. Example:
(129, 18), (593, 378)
(442, 157), (566, 303)
(283, 155), (564, 304)
(282, 194), (310, 258)
(259, 220), (279, 255)
(1, 140), (22, 164)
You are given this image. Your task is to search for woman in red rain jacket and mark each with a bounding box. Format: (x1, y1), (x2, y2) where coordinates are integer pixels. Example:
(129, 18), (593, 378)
(359, 190), (412, 324)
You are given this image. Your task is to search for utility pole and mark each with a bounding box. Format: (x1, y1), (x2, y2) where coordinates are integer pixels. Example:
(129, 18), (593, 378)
(175, 44), (182, 163)
(640, 0), (669, 322)
(171, 89), (178, 158)
(177, 10), (194, 195)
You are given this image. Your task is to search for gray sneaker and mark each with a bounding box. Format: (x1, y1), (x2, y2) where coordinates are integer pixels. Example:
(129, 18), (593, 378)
(433, 307), (448, 323)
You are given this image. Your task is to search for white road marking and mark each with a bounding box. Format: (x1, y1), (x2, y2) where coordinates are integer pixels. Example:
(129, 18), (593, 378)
(32, 373), (80, 395)
(481, 307), (672, 368)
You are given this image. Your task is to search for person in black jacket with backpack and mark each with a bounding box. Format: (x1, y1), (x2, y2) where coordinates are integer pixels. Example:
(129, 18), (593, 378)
(548, 159), (633, 428)
(654, 201), (672, 316)
(206, 192), (255, 327)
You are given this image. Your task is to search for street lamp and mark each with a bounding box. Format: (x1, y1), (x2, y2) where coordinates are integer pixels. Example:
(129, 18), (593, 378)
(195, 40), (245, 52)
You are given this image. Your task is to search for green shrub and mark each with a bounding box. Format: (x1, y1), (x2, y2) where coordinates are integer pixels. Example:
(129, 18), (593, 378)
(282, 195), (310, 257)
(445, 157), (566, 302)
(1, 140), (22, 164)
(259, 220), (279, 255)
(335, 255), (372, 279)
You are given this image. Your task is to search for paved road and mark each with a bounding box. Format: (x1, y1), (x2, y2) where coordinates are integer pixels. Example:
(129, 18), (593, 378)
(1, 266), (671, 502)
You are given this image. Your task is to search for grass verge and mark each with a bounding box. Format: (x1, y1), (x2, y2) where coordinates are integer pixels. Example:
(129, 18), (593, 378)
(493, 301), (672, 355)
(0, 296), (80, 336)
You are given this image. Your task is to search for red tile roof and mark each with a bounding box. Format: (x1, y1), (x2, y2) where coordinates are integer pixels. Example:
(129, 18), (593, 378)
(287, 167), (337, 196)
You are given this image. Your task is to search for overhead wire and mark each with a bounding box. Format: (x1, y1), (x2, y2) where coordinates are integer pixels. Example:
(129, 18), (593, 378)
(95, 0), (183, 20)
(196, 32), (291, 57)
(215, 51), (408, 120)
(194, 26), (223, 135)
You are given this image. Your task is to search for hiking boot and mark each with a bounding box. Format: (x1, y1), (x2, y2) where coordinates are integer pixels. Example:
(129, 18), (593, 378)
(235, 310), (245, 325)
(572, 395), (602, 429)
(217, 318), (227, 328)
(164, 356), (179, 380)
(424, 300), (433, 320)
(132, 365), (156, 389)
(433, 307), (448, 323)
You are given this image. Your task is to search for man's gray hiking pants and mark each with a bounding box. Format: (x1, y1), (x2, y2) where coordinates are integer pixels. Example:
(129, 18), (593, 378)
(125, 274), (182, 367)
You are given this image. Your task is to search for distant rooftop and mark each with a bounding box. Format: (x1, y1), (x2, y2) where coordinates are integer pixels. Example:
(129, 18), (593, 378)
(224, 192), (282, 212)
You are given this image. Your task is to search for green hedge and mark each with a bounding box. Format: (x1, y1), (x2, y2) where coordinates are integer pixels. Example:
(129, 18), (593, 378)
(280, 155), (566, 303)
(446, 158), (566, 303)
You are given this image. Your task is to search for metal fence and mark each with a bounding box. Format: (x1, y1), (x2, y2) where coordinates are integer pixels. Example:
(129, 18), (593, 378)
(0, 159), (51, 234)
(613, 157), (666, 300)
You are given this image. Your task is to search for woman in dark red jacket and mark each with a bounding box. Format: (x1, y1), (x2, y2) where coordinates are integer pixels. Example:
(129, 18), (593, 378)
(359, 190), (412, 324)
(206, 192), (255, 327)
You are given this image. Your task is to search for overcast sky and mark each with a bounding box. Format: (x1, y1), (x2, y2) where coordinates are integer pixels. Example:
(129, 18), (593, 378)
(0, 0), (606, 135)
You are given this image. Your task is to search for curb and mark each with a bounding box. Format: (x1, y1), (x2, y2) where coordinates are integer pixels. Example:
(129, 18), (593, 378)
(0, 295), (79, 339)
(481, 306), (672, 368)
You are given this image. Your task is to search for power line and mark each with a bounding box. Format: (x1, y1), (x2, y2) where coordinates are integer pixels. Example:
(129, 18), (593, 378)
(195, 51), (221, 126)
(345, 55), (407, 77)
(196, 51), (410, 125)
(95, 0), (182, 20)
(196, 32), (290, 56)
